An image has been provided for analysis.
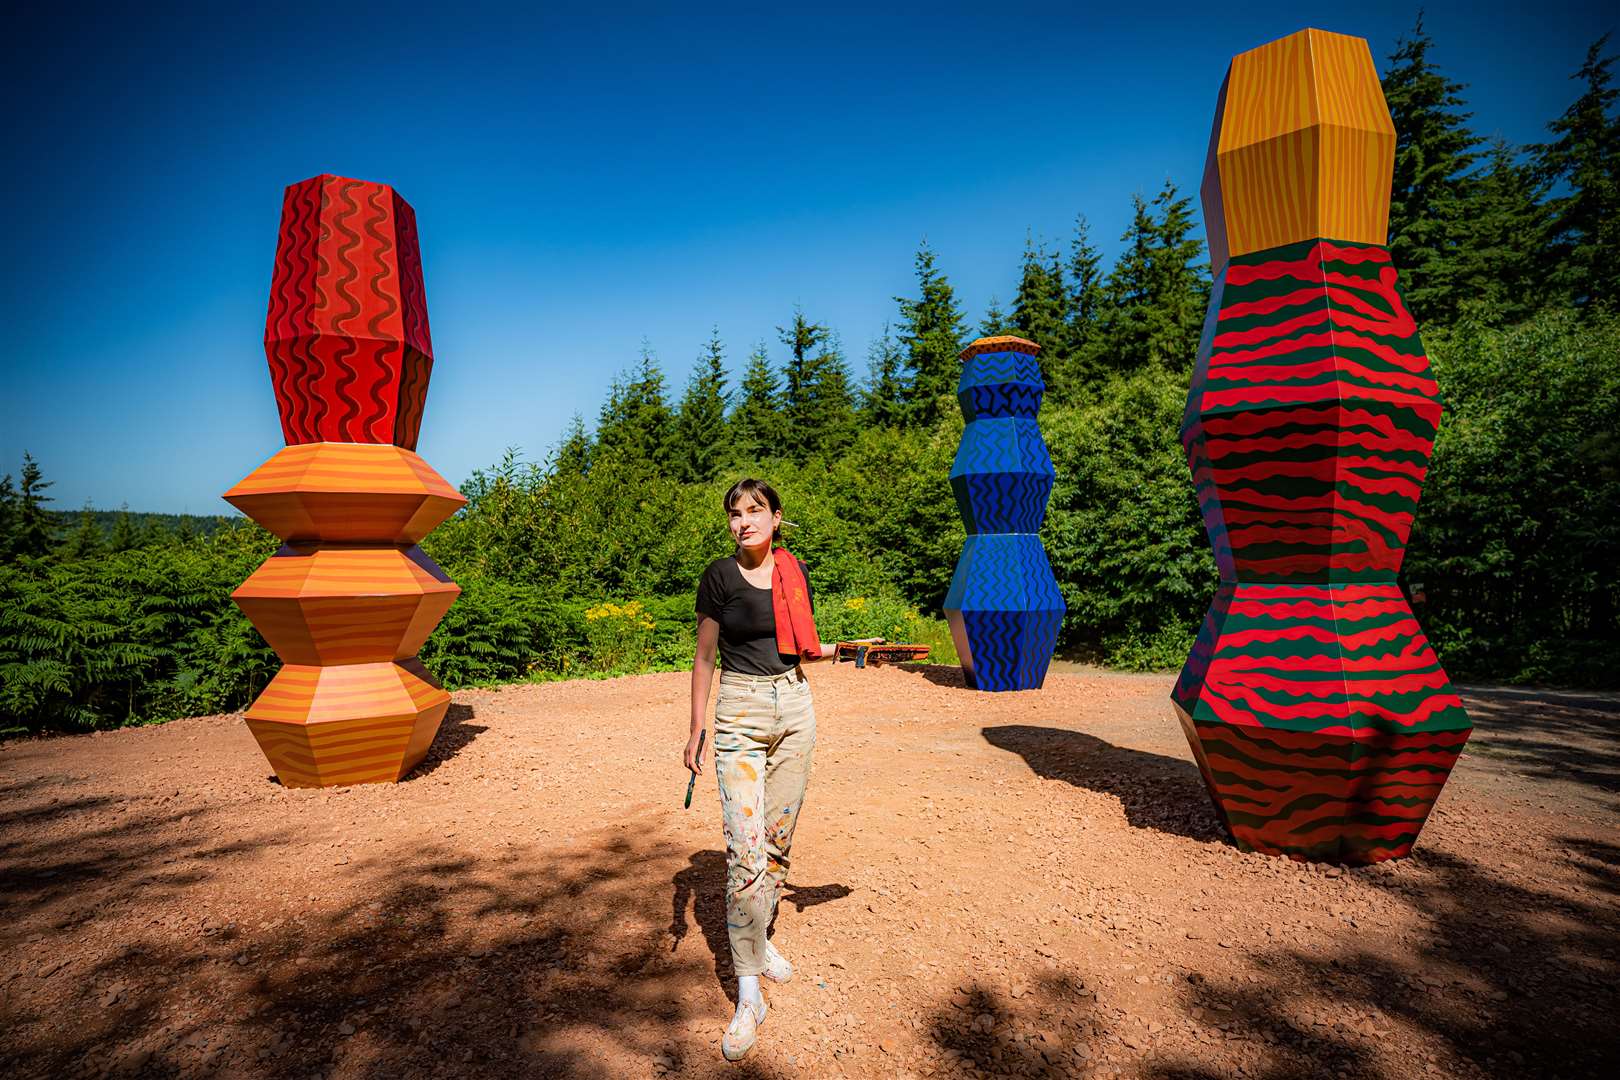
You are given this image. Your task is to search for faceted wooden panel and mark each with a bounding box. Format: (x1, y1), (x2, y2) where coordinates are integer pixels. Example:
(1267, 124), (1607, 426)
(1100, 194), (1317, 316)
(245, 660), (449, 788)
(1201, 29), (1395, 275)
(224, 442), (465, 543)
(232, 546), (459, 665)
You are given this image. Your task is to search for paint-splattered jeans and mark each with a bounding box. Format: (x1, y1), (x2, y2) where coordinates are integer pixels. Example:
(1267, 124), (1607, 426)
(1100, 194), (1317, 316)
(713, 667), (817, 977)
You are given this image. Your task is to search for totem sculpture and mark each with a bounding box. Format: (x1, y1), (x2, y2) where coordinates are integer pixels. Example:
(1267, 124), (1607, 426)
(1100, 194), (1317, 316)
(1172, 30), (1471, 863)
(945, 336), (1065, 691)
(224, 175), (464, 788)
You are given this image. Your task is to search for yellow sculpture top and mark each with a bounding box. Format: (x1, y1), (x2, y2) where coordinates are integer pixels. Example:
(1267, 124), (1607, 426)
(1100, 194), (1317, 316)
(1201, 28), (1396, 275)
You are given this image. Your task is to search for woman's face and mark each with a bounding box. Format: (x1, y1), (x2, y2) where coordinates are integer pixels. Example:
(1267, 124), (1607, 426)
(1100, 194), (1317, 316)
(728, 493), (780, 554)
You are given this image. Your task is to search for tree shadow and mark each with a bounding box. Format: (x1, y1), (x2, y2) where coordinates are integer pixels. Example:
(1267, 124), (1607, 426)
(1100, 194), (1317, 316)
(1141, 839), (1620, 1080)
(1458, 686), (1620, 808)
(3, 827), (802, 1080)
(923, 972), (1105, 1078)
(981, 723), (1227, 844)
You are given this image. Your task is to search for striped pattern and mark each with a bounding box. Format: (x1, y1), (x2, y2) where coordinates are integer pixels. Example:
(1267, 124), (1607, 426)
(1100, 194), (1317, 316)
(224, 442), (465, 543)
(245, 661), (450, 787)
(264, 175), (435, 450)
(1176, 32), (1469, 864)
(1183, 239), (1441, 582)
(1203, 29), (1394, 274)
(945, 335), (1064, 692)
(232, 546), (459, 665)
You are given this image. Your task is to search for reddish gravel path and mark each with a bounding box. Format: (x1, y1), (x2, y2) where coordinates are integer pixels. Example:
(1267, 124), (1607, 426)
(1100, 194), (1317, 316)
(1, 666), (1616, 1079)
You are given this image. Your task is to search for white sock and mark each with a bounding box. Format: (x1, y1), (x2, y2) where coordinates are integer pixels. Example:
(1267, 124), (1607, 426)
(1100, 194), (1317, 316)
(737, 975), (763, 1011)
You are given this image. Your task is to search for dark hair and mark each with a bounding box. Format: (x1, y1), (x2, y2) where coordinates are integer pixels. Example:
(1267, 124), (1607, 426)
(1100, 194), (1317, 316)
(723, 477), (783, 544)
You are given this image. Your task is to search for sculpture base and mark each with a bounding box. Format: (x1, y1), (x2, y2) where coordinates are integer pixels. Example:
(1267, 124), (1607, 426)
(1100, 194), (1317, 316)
(1173, 582), (1471, 863)
(244, 660), (449, 788)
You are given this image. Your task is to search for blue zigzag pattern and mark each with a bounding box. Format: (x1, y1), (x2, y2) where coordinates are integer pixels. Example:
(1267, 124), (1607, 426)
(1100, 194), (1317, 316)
(946, 338), (1067, 693)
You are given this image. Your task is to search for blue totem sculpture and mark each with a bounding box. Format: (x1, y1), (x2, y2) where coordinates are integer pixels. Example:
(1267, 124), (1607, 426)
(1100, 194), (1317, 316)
(945, 336), (1066, 691)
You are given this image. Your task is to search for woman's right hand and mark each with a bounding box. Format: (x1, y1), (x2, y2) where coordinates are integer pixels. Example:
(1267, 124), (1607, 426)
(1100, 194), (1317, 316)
(684, 728), (707, 775)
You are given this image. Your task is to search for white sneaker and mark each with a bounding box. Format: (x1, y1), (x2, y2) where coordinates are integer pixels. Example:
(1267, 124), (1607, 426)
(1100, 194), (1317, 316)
(722, 998), (767, 1061)
(762, 941), (793, 984)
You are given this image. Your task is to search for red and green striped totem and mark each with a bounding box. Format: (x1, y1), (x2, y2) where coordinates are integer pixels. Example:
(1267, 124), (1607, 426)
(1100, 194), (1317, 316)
(1172, 29), (1471, 864)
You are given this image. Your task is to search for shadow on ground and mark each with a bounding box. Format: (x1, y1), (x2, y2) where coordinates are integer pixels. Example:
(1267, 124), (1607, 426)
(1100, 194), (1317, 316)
(981, 723), (1226, 844)
(0, 811), (806, 1079)
(1460, 687), (1620, 808)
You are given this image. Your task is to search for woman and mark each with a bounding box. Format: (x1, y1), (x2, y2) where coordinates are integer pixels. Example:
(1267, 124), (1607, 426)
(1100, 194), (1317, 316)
(686, 478), (834, 1061)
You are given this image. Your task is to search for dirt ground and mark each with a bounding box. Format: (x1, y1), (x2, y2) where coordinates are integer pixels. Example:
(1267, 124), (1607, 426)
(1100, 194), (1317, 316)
(1, 665), (1616, 1080)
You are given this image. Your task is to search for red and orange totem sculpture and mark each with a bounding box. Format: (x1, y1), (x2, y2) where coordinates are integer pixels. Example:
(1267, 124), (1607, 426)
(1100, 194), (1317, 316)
(224, 175), (464, 788)
(1172, 31), (1472, 863)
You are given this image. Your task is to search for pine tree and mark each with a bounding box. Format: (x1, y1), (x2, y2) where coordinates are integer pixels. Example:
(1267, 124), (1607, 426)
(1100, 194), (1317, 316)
(1449, 139), (1551, 324)
(674, 328), (732, 483)
(1099, 195), (1157, 369)
(108, 504), (139, 553)
(0, 472), (16, 561)
(597, 346), (675, 467)
(731, 343), (783, 461)
(894, 241), (968, 427)
(800, 334), (858, 459)
(1534, 35), (1620, 309)
(15, 452), (54, 559)
(778, 308), (831, 457)
(553, 413), (593, 475)
(63, 503), (103, 560)
(862, 325), (908, 428)
(1068, 214), (1107, 346)
(1145, 180), (1209, 367)
(980, 296), (1012, 337)
(1383, 14), (1481, 325)
(1012, 237), (1070, 374)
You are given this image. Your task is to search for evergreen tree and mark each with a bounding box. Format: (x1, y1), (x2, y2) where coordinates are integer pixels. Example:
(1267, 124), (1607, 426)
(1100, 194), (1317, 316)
(894, 241), (968, 427)
(778, 308), (831, 457)
(731, 342), (783, 461)
(1383, 14), (1481, 325)
(0, 472), (15, 561)
(63, 503), (103, 560)
(1145, 180), (1208, 367)
(1099, 195), (1157, 369)
(800, 333), (858, 459)
(1068, 214), (1107, 347)
(553, 413), (593, 476)
(862, 325), (908, 428)
(1534, 35), (1620, 309)
(596, 346), (675, 466)
(980, 295), (1013, 337)
(1450, 139), (1551, 324)
(15, 452), (54, 559)
(1012, 237), (1071, 374)
(108, 504), (139, 553)
(674, 328), (732, 483)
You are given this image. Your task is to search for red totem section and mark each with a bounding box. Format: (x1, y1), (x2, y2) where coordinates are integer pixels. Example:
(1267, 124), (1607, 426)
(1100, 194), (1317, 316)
(225, 175), (464, 788)
(1172, 31), (1471, 863)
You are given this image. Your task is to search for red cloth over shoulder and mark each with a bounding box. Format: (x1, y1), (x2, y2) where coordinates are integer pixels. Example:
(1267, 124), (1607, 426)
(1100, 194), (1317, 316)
(771, 547), (821, 661)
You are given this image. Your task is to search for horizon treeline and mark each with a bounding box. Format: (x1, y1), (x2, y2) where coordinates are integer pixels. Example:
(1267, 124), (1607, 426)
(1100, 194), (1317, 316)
(3, 21), (1618, 734)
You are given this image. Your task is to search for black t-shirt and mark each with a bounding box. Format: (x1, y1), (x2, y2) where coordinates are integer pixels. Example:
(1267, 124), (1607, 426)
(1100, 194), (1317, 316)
(695, 556), (815, 676)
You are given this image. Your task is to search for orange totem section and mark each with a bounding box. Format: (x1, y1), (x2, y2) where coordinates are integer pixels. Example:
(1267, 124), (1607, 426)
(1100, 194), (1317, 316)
(224, 175), (465, 789)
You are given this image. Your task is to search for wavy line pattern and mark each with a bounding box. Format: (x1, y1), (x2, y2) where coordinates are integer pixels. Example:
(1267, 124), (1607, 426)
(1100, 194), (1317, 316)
(1176, 239), (1468, 863)
(945, 338), (1064, 692)
(263, 175), (434, 447)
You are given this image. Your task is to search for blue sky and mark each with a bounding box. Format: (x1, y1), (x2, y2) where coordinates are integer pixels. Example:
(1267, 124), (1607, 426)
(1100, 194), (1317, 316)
(3, 1), (1612, 513)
